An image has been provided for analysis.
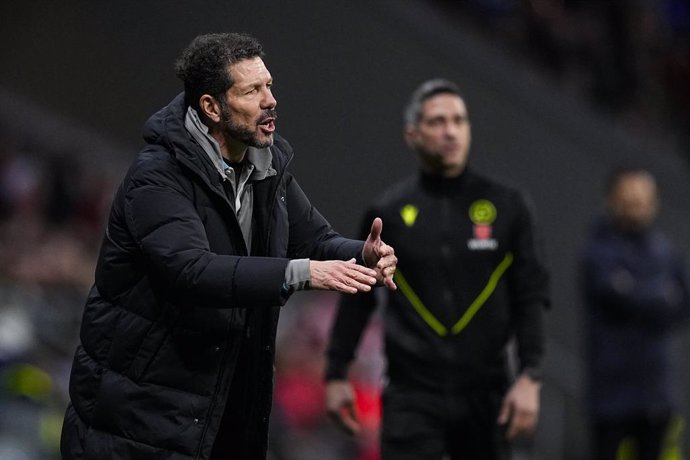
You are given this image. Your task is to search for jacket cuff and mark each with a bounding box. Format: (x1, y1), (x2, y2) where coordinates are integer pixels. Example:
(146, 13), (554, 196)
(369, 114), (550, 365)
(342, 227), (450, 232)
(520, 366), (543, 382)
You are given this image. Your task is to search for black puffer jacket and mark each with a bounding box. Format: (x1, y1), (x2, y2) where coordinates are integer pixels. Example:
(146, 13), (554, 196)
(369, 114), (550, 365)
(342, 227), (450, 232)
(61, 93), (364, 459)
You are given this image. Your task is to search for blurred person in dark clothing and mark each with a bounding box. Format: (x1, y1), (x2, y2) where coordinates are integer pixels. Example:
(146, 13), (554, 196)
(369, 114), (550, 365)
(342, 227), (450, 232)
(582, 167), (690, 460)
(324, 79), (550, 460)
(60, 32), (397, 460)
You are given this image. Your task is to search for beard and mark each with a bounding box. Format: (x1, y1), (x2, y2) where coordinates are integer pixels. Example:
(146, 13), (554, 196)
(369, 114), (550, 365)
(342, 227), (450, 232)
(220, 102), (277, 149)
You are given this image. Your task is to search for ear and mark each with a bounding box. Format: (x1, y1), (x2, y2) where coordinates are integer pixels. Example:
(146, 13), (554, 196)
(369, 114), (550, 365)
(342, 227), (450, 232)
(198, 94), (222, 123)
(403, 125), (417, 149)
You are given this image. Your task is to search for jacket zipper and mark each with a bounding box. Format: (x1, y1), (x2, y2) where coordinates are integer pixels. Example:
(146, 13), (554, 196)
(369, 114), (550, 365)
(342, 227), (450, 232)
(263, 151), (293, 251)
(192, 148), (293, 459)
(176, 156), (238, 459)
(194, 343), (230, 459)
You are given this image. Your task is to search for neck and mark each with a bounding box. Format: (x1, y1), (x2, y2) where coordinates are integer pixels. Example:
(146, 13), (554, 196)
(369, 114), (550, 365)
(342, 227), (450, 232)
(421, 164), (466, 178)
(442, 168), (464, 178)
(210, 130), (247, 163)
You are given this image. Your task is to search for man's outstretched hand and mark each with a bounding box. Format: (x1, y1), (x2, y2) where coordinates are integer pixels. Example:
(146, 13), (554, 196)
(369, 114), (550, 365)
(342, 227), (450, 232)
(363, 217), (397, 290)
(309, 259), (378, 294)
(308, 217), (396, 294)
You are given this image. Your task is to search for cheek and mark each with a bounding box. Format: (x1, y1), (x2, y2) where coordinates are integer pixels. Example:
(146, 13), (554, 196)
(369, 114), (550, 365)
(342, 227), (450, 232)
(420, 131), (443, 147)
(227, 102), (257, 124)
(235, 108), (255, 122)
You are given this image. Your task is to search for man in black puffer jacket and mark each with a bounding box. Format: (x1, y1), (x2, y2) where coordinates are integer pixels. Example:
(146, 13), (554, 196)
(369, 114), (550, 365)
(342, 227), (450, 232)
(60, 32), (397, 460)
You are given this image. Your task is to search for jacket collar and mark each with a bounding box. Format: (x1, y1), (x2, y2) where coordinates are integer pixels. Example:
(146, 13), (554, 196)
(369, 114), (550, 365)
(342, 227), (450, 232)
(143, 93), (282, 186)
(183, 106), (228, 180)
(419, 166), (472, 195)
(183, 106), (277, 182)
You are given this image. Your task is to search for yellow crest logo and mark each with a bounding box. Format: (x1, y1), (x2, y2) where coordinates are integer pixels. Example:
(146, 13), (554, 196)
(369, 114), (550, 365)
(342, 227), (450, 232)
(469, 199), (496, 225)
(400, 204), (419, 227)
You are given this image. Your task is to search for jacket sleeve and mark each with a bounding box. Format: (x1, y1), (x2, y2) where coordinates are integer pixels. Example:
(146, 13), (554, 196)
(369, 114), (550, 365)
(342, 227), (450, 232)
(286, 176), (365, 262)
(672, 253), (690, 326)
(325, 290), (378, 380)
(324, 208), (379, 381)
(122, 159), (289, 308)
(583, 236), (690, 329)
(508, 191), (550, 373)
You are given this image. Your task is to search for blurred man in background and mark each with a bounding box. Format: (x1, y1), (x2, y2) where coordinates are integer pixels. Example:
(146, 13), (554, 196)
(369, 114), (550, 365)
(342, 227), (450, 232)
(582, 167), (690, 460)
(324, 78), (550, 460)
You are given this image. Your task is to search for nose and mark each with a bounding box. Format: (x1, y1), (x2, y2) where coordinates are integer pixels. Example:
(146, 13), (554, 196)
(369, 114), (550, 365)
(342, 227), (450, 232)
(262, 88), (277, 110)
(444, 121), (460, 139)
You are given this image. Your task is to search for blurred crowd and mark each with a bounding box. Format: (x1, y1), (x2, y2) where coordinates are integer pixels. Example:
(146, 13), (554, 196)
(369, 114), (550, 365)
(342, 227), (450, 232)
(0, 125), (117, 459)
(436, 0), (690, 160)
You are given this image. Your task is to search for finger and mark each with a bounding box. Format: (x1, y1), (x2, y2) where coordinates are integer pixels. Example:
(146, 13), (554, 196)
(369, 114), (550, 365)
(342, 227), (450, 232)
(497, 399), (512, 425)
(340, 404), (361, 435)
(345, 279), (373, 292)
(507, 410), (535, 440)
(377, 259), (397, 276)
(376, 253), (398, 272)
(376, 243), (394, 258)
(384, 275), (397, 290)
(333, 275), (372, 294)
(340, 266), (376, 287)
(506, 413), (526, 440)
(334, 280), (364, 294)
(345, 262), (378, 278)
(350, 267), (377, 284)
(368, 217), (383, 242)
(326, 396), (360, 435)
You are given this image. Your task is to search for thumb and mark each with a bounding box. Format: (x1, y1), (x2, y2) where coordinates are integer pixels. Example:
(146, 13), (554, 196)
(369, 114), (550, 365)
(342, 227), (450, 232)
(368, 217), (383, 241)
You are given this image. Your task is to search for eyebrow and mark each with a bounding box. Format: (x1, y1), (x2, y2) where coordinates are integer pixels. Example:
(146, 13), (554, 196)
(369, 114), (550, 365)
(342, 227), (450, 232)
(236, 77), (272, 91)
(423, 113), (468, 122)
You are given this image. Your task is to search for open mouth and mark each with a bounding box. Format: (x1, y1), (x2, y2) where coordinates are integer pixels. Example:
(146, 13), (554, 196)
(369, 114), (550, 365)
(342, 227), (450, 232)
(258, 117), (276, 134)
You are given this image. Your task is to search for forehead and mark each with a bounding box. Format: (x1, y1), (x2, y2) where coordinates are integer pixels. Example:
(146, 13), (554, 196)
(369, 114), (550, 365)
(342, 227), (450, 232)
(228, 57), (272, 87)
(420, 93), (467, 118)
(613, 174), (656, 199)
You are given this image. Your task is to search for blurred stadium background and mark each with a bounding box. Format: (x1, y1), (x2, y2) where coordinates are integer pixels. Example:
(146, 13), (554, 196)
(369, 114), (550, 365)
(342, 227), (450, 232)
(1, 1), (689, 458)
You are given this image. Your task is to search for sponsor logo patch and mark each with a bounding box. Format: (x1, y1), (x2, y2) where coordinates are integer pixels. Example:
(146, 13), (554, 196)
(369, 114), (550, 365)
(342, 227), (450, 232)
(467, 199), (498, 250)
(400, 204), (419, 227)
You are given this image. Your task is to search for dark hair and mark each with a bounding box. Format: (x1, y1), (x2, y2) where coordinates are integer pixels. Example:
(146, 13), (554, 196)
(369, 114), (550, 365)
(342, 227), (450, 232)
(605, 166), (655, 196)
(175, 33), (265, 110)
(403, 78), (464, 126)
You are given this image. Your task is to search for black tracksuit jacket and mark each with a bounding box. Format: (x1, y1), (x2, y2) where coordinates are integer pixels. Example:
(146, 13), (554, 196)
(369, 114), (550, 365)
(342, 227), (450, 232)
(327, 169), (550, 392)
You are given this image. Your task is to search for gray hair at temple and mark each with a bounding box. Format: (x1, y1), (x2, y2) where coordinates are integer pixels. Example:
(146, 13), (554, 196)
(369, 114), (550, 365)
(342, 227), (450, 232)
(403, 78), (464, 127)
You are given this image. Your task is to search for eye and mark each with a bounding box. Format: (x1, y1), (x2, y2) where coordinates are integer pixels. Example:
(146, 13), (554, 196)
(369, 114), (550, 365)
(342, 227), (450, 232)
(453, 115), (468, 125)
